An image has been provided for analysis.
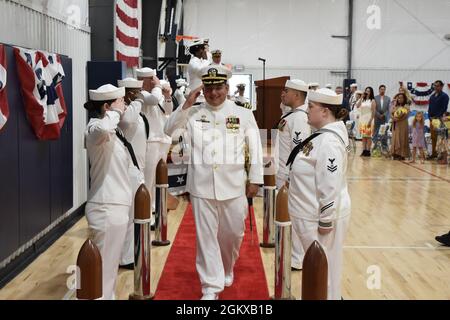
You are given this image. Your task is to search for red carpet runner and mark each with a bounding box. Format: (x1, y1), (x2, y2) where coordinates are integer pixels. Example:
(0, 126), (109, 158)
(155, 203), (270, 300)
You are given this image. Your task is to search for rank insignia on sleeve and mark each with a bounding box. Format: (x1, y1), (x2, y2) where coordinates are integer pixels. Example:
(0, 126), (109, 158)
(226, 116), (240, 130)
(327, 158), (337, 172)
(293, 131), (302, 145)
(302, 141), (313, 156)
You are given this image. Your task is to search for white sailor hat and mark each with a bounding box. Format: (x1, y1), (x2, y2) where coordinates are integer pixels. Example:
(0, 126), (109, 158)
(211, 49), (222, 57)
(188, 39), (208, 55)
(136, 67), (156, 78)
(117, 77), (143, 89)
(201, 64), (232, 85)
(308, 88), (343, 105)
(285, 79), (309, 92)
(350, 83), (358, 88)
(175, 78), (188, 87)
(89, 84), (125, 101)
(237, 83), (246, 89)
(308, 82), (320, 89)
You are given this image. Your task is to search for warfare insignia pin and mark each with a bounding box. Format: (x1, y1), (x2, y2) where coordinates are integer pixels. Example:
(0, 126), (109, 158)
(302, 141), (313, 156)
(278, 119), (287, 131)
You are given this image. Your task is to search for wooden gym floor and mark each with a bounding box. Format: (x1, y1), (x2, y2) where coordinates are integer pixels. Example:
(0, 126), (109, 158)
(0, 145), (449, 300)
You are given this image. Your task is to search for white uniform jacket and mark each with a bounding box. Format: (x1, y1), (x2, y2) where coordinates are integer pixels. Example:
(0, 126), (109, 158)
(140, 88), (173, 145)
(288, 121), (351, 228)
(119, 100), (147, 170)
(165, 99), (264, 201)
(85, 111), (132, 206)
(187, 56), (211, 94)
(275, 104), (311, 185)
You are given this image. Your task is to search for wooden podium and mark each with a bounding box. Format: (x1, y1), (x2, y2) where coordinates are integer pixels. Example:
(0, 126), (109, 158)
(254, 76), (290, 131)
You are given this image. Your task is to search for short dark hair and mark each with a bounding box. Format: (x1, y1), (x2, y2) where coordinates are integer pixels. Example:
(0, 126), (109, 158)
(379, 84), (386, 89)
(434, 80), (444, 86)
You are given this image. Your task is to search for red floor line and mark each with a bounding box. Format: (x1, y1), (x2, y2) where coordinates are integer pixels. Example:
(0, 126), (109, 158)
(401, 161), (450, 184)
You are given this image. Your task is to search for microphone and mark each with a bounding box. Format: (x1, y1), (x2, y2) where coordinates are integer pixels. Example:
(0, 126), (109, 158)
(258, 57), (266, 62)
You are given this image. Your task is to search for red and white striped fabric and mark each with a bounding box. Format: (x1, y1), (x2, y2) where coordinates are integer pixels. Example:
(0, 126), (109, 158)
(0, 44), (9, 131)
(114, 0), (140, 67)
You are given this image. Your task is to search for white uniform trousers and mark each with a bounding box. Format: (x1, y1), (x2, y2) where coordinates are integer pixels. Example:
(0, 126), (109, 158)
(144, 141), (171, 212)
(291, 215), (350, 300)
(85, 202), (129, 300)
(120, 167), (145, 265)
(276, 178), (305, 270)
(191, 195), (248, 295)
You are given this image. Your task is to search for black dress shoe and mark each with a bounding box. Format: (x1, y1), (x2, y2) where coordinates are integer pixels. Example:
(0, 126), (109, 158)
(291, 266), (302, 271)
(435, 232), (450, 246)
(360, 150), (366, 157)
(119, 263), (134, 270)
(151, 223), (155, 231)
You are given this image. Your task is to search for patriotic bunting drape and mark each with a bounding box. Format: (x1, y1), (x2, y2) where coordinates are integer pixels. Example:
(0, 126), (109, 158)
(115, 0), (140, 67)
(0, 44), (9, 131)
(14, 47), (67, 140)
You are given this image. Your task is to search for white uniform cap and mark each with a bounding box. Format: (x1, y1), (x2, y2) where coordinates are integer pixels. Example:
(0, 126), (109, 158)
(350, 83), (358, 88)
(285, 79), (308, 92)
(308, 88), (343, 105)
(136, 67), (156, 78)
(89, 84), (125, 101)
(308, 82), (320, 88)
(189, 38), (207, 48)
(117, 77), (143, 89)
(175, 78), (188, 87)
(200, 64), (232, 85)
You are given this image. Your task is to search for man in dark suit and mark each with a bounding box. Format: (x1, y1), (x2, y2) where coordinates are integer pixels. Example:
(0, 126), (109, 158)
(373, 85), (391, 142)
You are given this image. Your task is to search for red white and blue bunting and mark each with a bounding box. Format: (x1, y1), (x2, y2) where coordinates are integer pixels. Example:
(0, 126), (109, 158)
(14, 47), (67, 140)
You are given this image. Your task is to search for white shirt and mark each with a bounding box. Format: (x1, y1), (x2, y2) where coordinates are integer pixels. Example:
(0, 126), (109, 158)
(140, 88), (173, 144)
(165, 99), (264, 201)
(85, 111), (132, 206)
(187, 56), (211, 93)
(275, 103), (311, 185)
(288, 121), (351, 227)
(119, 100), (147, 170)
(234, 95), (249, 104)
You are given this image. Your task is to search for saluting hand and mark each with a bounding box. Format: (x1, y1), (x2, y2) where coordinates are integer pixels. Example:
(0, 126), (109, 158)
(182, 85), (204, 110)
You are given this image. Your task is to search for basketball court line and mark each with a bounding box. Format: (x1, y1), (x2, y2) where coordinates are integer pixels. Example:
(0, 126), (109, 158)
(347, 176), (440, 182)
(344, 244), (450, 251)
(401, 162), (450, 184)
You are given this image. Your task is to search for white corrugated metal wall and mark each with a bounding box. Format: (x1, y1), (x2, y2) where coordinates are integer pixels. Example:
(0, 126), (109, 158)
(0, 0), (90, 266)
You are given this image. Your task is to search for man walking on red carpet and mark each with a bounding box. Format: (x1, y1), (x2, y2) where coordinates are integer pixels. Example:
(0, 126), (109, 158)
(165, 65), (264, 300)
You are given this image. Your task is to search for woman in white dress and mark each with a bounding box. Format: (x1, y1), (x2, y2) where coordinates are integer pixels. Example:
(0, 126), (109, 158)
(356, 87), (376, 157)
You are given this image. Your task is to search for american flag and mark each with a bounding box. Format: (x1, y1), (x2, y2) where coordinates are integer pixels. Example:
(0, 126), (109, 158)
(0, 44), (8, 131)
(115, 0), (141, 67)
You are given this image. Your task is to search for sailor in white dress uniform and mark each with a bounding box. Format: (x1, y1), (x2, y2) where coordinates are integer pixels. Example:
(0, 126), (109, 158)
(84, 84), (133, 299)
(274, 79), (311, 270)
(165, 65), (264, 300)
(287, 88), (351, 300)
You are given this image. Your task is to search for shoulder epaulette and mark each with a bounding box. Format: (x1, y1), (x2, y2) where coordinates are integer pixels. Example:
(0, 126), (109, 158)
(234, 101), (252, 110)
